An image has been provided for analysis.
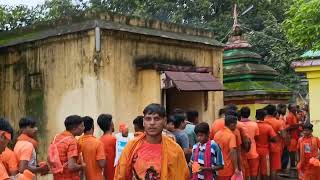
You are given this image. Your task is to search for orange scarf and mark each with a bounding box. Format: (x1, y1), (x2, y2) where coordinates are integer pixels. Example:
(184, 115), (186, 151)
(17, 134), (38, 149)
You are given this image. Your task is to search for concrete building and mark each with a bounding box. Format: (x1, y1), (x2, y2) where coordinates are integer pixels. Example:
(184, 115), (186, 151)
(0, 14), (224, 162)
(292, 51), (320, 136)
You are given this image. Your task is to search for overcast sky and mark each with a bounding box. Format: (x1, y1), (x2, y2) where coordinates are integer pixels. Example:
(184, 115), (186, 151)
(0, 0), (45, 7)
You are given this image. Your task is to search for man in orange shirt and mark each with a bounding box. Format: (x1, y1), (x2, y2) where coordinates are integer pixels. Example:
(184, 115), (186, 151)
(133, 116), (144, 137)
(264, 105), (285, 179)
(115, 103), (189, 180)
(78, 116), (105, 180)
(255, 109), (277, 180)
(14, 117), (49, 175)
(214, 115), (241, 180)
(297, 123), (320, 180)
(286, 104), (300, 168)
(51, 115), (85, 180)
(97, 114), (116, 180)
(240, 107), (259, 180)
(0, 118), (14, 180)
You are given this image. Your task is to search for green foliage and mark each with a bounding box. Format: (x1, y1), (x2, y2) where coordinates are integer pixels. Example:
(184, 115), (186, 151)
(283, 0), (320, 51)
(0, 0), (307, 94)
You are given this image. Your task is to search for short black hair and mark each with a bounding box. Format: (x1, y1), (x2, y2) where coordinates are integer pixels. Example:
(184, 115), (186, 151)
(19, 117), (36, 129)
(225, 115), (238, 127)
(0, 118), (13, 138)
(167, 115), (175, 124)
(288, 104), (296, 110)
(64, 115), (83, 131)
(226, 104), (238, 111)
(143, 103), (166, 118)
(82, 116), (94, 133)
(303, 123), (313, 130)
(194, 122), (210, 135)
(256, 109), (267, 121)
(240, 107), (251, 118)
(225, 110), (239, 119)
(173, 114), (185, 128)
(264, 105), (277, 116)
(97, 114), (113, 132)
(187, 110), (198, 123)
(218, 108), (225, 117)
(277, 104), (287, 110)
(133, 116), (144, 131)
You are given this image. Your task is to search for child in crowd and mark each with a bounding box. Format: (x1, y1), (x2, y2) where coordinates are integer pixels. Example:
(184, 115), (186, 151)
(14, 117), (49, 175)
(190, 122), (224, 180)
(162, 115), (176, 141)
(297, 123), (320, 180)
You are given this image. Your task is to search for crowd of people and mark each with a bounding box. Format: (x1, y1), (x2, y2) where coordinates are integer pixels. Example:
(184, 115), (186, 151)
(0, 103), (319, 180)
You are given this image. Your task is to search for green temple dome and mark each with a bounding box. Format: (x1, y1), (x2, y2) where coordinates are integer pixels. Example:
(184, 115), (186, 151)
(223, 22), (291, 104)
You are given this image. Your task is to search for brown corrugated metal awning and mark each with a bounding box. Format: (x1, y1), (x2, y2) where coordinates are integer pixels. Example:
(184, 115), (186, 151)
(162, 71), (224, 91)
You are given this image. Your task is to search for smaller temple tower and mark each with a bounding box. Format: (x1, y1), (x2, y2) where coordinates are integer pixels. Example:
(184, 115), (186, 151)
(223, 4), (291, 117)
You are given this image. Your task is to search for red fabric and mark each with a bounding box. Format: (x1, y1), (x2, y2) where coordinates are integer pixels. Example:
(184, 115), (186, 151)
(256, 121), (276, 156)
(192, 141), (213, 180)
(258, 154), (270, 176)
(270, 151), (281, 171)
(100, 134), (116, 180)
(133, 142), (162, 179)
(286, 112), (299, 152)
(248, 158), (259, 176)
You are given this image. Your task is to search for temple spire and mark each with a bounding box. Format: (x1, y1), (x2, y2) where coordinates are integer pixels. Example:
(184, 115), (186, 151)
(233, 3), (239, 30)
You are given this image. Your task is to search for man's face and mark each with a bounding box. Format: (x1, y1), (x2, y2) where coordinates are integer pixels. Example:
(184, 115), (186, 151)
(280, 108), (287, 115)
(290, 105), (297, 113)
(196, 132), (208, 144)
(0, 131), (10, 154)
(121, 129), (129, 137)
(24, 126), (38, 138)
(166, 122), (175, 132)
(75, 122), (85, 136)
(303, 129), (312, 137)
(144, 113), (165, 137)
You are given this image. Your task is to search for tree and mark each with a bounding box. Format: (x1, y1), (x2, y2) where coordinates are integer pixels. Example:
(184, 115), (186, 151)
(283, 0), (320, 51)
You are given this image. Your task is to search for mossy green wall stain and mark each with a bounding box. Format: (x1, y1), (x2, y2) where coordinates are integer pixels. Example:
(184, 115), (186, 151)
(224, 81), (290, 92)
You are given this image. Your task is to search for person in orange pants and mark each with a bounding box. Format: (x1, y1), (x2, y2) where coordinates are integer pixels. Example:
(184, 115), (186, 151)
(255, 109), (277, 180)
(240, 107), (259, 180)
(297, 123), (320, 180)
(264, 105), (285, 179)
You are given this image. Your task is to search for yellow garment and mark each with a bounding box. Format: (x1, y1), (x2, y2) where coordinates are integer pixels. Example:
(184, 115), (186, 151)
(114, 134), (189, 180)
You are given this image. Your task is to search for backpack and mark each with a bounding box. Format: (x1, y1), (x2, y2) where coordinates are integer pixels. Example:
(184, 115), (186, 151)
(47, 135), (72, 174)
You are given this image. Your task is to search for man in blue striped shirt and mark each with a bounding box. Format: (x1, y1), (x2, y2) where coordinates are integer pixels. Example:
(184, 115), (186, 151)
(190, 122), (224, 180)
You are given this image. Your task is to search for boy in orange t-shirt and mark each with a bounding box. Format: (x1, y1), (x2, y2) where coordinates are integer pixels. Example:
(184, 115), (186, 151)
(264, 105), (285, 179)
(0, 118), (14, 180)
(78, 116), (105, 180)
(297, 123), (320, 180)
(214, 115), (241, 180)
(14, 117), (49, 175)
(255, 109), (277, 180)
(97, 114), (116, 180)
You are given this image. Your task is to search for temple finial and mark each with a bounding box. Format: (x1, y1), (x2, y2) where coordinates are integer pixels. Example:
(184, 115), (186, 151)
(233, 3), (238, 28)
